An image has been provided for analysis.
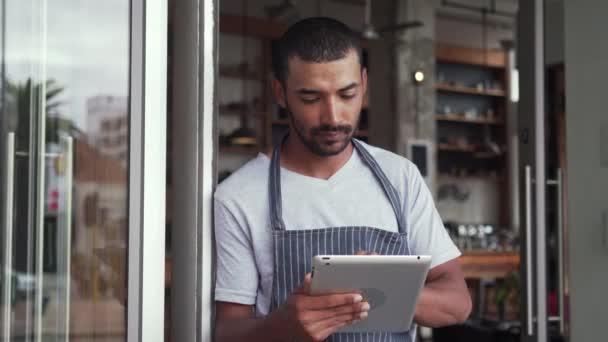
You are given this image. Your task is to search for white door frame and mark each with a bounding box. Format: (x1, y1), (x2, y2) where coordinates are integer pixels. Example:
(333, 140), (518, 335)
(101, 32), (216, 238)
(128, 0), (168, 341)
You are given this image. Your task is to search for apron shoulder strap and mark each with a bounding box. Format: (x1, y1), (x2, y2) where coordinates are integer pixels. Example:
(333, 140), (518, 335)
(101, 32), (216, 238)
(269, 142), (287, 231)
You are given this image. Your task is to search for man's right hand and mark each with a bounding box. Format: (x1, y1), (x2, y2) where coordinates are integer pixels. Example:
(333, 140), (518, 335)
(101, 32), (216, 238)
(276, 273), (370, 342)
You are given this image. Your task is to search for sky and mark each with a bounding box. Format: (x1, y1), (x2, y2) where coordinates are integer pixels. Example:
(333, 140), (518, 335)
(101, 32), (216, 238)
(3, 0), (130, 131)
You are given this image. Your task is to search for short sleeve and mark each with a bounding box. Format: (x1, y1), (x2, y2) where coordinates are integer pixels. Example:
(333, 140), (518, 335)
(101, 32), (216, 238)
(214, 198), (259, 305)
(406, 166), (461, 269)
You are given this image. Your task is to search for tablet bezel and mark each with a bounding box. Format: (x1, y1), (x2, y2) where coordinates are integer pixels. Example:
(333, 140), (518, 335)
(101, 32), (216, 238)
(310, 255), (432, 333)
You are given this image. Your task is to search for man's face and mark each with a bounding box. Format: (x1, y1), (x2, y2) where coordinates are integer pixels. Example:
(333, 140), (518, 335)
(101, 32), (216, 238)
(273, 49), (367, 156)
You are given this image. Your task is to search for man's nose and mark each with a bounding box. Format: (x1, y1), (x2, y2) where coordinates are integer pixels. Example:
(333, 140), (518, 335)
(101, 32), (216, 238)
(320, 98), (339, 126)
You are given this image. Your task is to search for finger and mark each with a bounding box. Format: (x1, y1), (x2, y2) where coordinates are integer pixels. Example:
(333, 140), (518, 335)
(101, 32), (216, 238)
(300, 292), (363, 310)
(303, 273), (312, 294)
(302, 301), (370, 321)
(307, 310), (369, 335)
(308, 320), (352, 341)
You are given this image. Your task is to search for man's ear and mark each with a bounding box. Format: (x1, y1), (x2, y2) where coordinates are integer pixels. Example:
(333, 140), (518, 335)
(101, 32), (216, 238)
(271, 78), (287, 109)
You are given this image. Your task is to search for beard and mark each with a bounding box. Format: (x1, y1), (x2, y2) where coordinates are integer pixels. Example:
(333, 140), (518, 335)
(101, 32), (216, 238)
(285, 102), (358, 157)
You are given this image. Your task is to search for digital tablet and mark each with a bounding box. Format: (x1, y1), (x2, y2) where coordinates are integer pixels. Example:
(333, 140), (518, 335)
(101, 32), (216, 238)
(310, 255), (432, 333)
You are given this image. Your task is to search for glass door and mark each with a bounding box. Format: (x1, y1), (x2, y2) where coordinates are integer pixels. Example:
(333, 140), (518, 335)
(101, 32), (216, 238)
(1, 0), (132, 340)
(517, 1), (569, 341)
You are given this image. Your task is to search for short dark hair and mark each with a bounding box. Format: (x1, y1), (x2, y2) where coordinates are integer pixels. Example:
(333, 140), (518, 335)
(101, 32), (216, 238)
(271, 17), (363, 84)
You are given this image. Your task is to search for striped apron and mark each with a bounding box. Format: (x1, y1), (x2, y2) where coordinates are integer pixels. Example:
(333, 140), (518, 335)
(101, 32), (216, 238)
(268, 138), (414, 342)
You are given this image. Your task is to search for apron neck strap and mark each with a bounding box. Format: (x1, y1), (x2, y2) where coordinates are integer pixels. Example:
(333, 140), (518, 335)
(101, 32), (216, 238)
(268, 136), (407, 234)
(269, 135), (288, 231)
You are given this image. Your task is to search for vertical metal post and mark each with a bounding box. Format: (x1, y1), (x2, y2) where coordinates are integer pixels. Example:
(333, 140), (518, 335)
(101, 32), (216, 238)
(3, 132), (15, 341)
(525, 165), (534, 336)
(533, 1), (548, 341)
(556, 169), (565, 335)
(200, 0), (218, 340)
(62, 136), (73, 342)
(518, 1), (547, 340)
(35, 1), (48, 340)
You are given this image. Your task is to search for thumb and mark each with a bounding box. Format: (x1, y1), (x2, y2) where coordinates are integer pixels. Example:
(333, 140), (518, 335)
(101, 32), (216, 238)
(294, 273), (312, 295)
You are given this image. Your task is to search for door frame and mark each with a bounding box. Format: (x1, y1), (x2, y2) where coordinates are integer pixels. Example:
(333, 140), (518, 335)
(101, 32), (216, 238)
(169, 0), (218, 341)
(517, 0), (549, 341)
(127, 0), (168, 341)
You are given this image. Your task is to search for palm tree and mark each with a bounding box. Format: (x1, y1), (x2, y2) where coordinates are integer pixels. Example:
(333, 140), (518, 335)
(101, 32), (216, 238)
(5, 78), (80, 148)
(3, 78), (80, 275)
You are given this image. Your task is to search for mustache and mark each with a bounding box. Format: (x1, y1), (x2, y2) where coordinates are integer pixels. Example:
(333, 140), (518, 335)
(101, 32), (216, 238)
(310, 124), (354, 135)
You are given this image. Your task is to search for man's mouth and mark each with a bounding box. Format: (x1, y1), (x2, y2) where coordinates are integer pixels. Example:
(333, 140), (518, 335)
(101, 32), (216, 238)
(317, 131), (343, 139)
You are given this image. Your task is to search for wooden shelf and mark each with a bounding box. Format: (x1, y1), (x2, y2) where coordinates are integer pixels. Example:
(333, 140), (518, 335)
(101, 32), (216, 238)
(436, 114), (504, 125)
(459, 251), (520, 279)
(436, 83), (506, 97)
(438, 144), (506, 159)
(438, 143), (479, 153)
(436, 43), (506, 68)
(434, 43), (511, 229)
(219, 145), (260, 155)
(438, 174), (504, 182)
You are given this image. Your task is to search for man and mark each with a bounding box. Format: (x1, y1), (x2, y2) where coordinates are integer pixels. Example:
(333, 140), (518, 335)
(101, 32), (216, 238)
(214, 17), (471, 342)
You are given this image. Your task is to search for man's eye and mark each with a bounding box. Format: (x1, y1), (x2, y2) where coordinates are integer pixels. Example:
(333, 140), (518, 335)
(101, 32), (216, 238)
(301, 97), (319, 103)
(341, 93), (356, 100)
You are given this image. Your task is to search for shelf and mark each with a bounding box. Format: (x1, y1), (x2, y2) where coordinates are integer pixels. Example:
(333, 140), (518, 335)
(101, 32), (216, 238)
(438, 143), (479, 153)
(437, 144), (506, 159)
(436, 43), (506, 68)
(219, 145), (260, 155)
(458, 251), (520, 279)
(438, 174), (505, 182)
(436, 114), (504, 125)
(436, 83), (506, 97)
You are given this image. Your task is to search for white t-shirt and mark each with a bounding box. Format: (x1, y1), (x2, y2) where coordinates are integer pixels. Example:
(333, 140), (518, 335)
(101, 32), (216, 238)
(214, 141), (461, 317)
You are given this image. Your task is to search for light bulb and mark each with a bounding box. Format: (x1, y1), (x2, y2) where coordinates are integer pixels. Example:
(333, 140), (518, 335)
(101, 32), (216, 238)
(414, 70), (425, 84)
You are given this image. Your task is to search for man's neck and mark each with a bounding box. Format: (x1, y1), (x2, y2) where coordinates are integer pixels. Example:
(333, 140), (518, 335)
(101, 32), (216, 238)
(280, 134), (354, 180)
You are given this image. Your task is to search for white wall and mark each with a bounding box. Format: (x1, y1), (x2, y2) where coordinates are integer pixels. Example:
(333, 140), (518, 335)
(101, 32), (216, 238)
(564, 0), (608, 339)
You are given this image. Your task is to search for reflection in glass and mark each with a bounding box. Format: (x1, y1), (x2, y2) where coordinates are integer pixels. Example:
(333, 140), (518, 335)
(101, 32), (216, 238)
(1, 1), (130, 341)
